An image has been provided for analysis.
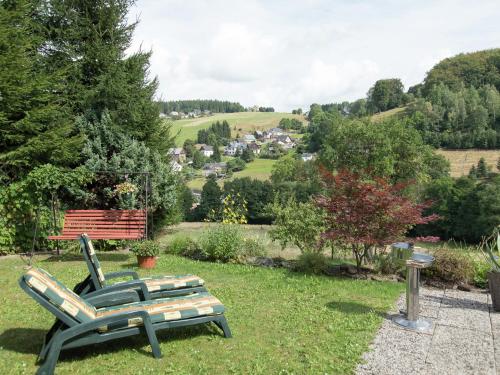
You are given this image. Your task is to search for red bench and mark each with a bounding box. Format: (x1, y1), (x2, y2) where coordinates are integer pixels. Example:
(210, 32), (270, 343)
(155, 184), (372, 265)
(47, 210), (146, 240)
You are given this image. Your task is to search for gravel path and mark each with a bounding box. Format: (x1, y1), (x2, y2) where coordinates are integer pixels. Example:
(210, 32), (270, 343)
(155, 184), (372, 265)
(357, 287), (498, 375)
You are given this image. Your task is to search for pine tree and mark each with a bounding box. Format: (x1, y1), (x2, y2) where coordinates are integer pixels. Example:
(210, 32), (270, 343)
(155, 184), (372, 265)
(211, 145), (221, 162)
(195, 175), (222, 220)
(0, 0), (83, 181)
(40, 0), (169, 153)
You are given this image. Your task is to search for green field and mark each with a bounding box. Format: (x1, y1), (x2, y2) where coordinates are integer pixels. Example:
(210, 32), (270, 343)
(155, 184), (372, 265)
(0, 252), (402, 374)
(186, 158), (276, 190)
(171, 112), (306, 145)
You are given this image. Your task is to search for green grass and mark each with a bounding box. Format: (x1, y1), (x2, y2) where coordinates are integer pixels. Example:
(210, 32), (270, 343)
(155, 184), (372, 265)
(370, 106), (408, 122)
(171, 112), (306, 145)
(0, 253), (402, 374)
(186, 158), (276, 191)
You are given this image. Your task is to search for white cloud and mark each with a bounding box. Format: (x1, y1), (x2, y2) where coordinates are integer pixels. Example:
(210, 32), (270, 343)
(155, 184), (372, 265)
(128, 0), (500, 111)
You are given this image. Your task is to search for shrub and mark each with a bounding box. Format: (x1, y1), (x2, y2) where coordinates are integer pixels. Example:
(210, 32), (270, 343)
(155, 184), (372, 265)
(130, 240), (160, 257)
(373, 253), (405, 275)
(200, 224), (244, 262)
(424, 247), (473, 284)
(242, 237), (266, 258)
(294, 252), (328, 274)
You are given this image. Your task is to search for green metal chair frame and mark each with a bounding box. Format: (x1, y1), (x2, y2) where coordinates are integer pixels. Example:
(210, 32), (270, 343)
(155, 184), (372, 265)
(20, 272), (232, 375)
(78, 234), (207, 300)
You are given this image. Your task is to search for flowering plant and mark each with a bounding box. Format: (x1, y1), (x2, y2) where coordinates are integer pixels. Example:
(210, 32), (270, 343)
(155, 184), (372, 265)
(114, 182), (138, 195)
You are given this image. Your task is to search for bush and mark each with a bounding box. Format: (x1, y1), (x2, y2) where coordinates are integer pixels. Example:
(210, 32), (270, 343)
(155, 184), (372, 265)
(130, 240), (160, 257)
(373, 253), (405, 275)
(473, 260), (489, 288)
(294, 252), (328, 274)
(242, 237), (266, 258)
(424, 247), (474, 284)
(200, 224), (244, 262)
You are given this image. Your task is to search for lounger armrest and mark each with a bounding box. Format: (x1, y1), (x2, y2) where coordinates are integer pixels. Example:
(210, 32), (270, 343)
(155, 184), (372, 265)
(104, 270), (140, 280)
(98, 280), (152, 301)
(84, 289), (141, 308)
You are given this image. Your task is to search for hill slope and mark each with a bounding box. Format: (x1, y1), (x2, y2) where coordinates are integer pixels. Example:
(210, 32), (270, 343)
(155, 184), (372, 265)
(171, 112), (306, 145)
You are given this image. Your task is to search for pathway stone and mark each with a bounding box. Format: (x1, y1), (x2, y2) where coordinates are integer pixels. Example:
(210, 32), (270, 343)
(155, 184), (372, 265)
(356, 287), (498, 375)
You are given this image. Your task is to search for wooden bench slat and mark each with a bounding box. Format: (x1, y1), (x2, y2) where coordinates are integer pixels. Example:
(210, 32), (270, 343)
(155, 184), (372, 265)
(49, 209), (146, 241)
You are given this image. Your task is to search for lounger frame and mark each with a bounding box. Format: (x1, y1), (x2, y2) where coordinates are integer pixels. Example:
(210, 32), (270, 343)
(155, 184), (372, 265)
(20, 276), (231, 375)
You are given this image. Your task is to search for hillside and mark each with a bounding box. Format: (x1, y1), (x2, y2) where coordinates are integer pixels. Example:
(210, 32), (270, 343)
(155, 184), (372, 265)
(170, 112), (306, 145)
(370, 106), (408, 122)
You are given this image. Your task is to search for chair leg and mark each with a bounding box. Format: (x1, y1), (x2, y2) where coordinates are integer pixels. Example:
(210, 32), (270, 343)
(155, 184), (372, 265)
(36, 336), (63, 375)
(144, 324), (162, 358)
(214, 316), (232, 338)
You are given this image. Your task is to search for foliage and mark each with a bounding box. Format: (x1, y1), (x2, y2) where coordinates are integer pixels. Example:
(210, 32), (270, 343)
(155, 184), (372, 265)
(418, 176), (500, 243)
(223, 178), (274, 224)
(0, 0), (84, 181)
(200, 224), (245, 262)
(367, 78), (406, 113)
(316, 115), (444, 183)
(197, 120), (231, 144)
(241, 237), (266, 258)
(79, 112), (179, 228)
(226, 157), (246, 172)
(294, 252), (329, 274)
(130, 240), (160, 257)
(240, 148), (255, 163)
(220, 194), (248, 224)
(423, 247), (474, 284)
(194, 176), (222, 221)
(269, 198), (326, 254)
(423, 48), (500, 94)
(158, 99), (244, 114)
(405, 83), (500, 149)
(480, 226), (500, 272)
(259, 107), (275, 112)
(373, 253), (405, 275)
(0, 164), (93, 253)
(279, 118), (304, 131)
(316, 169), (437, 271)
(473, 259), (489, 288)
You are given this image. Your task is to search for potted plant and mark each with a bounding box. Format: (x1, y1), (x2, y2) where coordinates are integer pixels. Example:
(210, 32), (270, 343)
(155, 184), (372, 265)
(482, 227), (500, 311)
(131, 240), (160, 269)
(114, 181), (138, 209)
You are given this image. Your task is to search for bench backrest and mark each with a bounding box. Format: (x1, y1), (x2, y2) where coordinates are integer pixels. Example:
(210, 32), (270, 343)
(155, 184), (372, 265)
(50, 209), (146, 240)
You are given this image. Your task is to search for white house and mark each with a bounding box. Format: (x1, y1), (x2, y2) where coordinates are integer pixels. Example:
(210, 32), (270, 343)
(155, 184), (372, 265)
(224, 141), (246, 156)
(202, 162), (227, 177)
(200, 145), (214, 157)
(269, 127), (284, 137)
(243, 134), (256, 143)
(247, 142), (261, 155)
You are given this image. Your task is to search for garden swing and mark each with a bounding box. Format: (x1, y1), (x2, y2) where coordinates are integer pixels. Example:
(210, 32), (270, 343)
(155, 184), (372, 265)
(47, 171), (151, 242)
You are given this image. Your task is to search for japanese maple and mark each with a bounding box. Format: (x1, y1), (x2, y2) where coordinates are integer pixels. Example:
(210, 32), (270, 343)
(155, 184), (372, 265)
(315, 168), (438, 271)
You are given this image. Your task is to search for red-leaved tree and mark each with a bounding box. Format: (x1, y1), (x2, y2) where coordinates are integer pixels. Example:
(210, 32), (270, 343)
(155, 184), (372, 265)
(315, 169), (438, 271)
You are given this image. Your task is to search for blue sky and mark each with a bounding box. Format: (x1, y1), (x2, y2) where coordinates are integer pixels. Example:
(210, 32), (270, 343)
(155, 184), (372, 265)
(129, 0), (500, 111)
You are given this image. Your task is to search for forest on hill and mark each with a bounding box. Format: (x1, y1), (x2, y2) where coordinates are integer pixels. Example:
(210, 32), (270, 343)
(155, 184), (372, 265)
(158, 99), (245, 114)
(311, 49), (500, 150)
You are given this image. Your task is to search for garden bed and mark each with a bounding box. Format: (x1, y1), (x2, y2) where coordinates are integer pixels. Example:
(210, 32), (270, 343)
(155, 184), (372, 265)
(0, 253), (402, 374)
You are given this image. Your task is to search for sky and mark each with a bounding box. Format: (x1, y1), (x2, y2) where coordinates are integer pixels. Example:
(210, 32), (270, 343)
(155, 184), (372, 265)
(128, 0), (500, 112)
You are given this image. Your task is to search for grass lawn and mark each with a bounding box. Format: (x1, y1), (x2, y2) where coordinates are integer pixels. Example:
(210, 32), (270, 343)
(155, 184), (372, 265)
(186, 158), (276, 191)
(0, 253), (402, 374)
(171, 112), (306, 145)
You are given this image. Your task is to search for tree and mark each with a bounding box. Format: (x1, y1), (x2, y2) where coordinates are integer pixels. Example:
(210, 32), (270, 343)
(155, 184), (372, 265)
(211, 144), (221, 162)
(367, 79), (405, 113)
(241, 148), (255, 163)
(269, 199), (326, 254)
(192, 150), (206, 169)
(316, 169), (437, 271)
(0, 0), (83, 181)
(476, 157), (490, 178)
(223, 178), (274, 223)
(40, 0), (168, 152)
(227, 157), (246, 172)
(195, 176), (222, 221)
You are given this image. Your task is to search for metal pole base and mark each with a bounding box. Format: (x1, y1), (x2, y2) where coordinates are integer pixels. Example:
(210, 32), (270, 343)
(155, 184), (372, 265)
(392, 314), (433, 333)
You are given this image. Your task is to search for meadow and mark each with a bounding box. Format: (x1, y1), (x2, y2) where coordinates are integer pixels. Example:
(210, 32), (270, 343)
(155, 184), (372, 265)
(0, 253), (402, 374)
(437, 149), (500, 177)
(170, 112), (306, 145)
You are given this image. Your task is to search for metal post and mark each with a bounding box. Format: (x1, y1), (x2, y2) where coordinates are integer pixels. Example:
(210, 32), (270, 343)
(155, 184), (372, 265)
(406, 266), (420, 321)
(393, 250), (434, 333)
